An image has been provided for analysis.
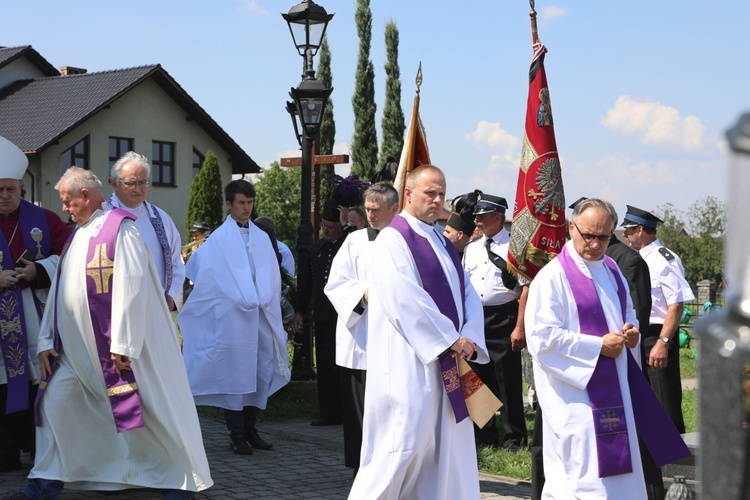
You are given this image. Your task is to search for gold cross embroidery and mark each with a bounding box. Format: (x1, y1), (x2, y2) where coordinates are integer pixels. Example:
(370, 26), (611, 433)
(599, 410), (621, 432)
(87, 243), (114, 294)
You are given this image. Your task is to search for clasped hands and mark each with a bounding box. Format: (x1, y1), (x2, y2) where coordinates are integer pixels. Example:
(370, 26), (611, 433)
(449, 335), (477, 360)
(0, 259), (37, 288)
(601, 322), (639, 359)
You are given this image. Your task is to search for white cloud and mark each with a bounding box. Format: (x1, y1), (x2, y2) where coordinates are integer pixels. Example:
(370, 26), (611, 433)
(602, 95), (707, 151)
(240, 0), (268, 15)
(465, 121), (520, 153)
(540, 5), (567, 21)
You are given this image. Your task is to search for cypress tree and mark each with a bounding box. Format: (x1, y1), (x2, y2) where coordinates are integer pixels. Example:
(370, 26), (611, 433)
(351, 0), (378, 180)
(185, 149), (223, 238)
(381, 20), (405, 164)
(317, 37), (336, 208)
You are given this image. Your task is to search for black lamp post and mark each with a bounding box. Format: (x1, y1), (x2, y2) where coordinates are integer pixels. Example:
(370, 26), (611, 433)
(693, 114), (750, 499)
(283, 0), (334, 381)
(283, 0), (333, 252)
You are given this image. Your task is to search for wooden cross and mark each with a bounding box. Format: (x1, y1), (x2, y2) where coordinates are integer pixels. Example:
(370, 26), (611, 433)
(279, 153), (350, 238)
(86, 243), (115, 294)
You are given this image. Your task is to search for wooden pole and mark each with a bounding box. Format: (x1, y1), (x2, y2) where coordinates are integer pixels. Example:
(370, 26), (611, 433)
(529, 0), (540, 46)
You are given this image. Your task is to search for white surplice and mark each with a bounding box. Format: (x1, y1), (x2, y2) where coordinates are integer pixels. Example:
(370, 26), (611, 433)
(324, 228), (371, 370)
(349, 212), (489, 500)
(178, 217), (290, 410)
(31, 210), (212, 493)
(525, 241), (646, 499)
(107, 196), (185, 306)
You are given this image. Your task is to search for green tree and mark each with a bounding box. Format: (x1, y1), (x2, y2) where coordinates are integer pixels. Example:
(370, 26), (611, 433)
(380, 19), (405, 164)
(317, 36), (336, 210)
(655, 196), (726, 286)
(185, 150), (223, 239)
(253, 161), (301, 253)
(351, 0), (378, 180)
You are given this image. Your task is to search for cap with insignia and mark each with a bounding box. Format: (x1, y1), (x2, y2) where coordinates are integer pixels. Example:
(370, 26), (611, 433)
(191, 221), (210, 233)
(620, 205), (663, 229)
(472, 193), (508, 215)
(568, 196), (588, 210)
(0, 135), (28, 180)
(446, 212), (476, 235)
(321, 200), (341, 223)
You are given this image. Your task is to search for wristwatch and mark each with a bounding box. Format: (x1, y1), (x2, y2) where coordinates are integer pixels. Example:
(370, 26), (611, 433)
(658, 336), (670, 344)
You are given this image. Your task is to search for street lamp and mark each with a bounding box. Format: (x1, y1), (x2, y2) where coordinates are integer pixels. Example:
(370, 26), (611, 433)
(283, 0), (334, 381)
(693, 113), (750, 499)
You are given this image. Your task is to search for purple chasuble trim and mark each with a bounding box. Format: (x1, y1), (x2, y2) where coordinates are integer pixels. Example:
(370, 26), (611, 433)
(0, 201), (52, 414)
(558, 246), (690, 476)
(389, 215), (469, 423)
(86, 209), (144, 432)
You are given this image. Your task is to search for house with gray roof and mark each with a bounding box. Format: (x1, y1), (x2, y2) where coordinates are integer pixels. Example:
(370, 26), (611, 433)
(0, 45), (260, 234)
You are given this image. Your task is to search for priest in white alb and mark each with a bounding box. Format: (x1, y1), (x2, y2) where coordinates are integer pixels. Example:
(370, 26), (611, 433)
(21, 167), (212, 499)
(178, 179), (290, 455)
(348, 165), (489, 500)
(324, 182), (399, 475)
(525, 198), (689, 499)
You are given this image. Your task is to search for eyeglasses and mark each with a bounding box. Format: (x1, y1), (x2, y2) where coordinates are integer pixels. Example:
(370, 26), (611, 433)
(119, 179), (150, 188)
(572, 221), (611, 243)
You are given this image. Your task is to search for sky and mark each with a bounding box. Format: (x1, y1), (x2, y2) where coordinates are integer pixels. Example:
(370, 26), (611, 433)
(3, 0), (747, 217)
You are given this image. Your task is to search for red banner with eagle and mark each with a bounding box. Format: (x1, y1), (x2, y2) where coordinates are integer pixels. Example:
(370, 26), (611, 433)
(507, 41), (567, 282)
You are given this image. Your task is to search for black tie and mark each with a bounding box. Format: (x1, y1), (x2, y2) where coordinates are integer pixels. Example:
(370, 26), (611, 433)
(237, 221), (249, 229)
(485, 238), (518, 290)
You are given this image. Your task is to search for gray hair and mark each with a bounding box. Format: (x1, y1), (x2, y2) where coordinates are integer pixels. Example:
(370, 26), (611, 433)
(55, 166), (103, 195)
(364, 182), (399, 207)
(571, 197), (618, 229)
(111, 151), (151, 180)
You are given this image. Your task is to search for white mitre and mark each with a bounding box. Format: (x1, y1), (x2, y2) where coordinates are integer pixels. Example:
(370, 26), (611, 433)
(0, 135), (28, 180)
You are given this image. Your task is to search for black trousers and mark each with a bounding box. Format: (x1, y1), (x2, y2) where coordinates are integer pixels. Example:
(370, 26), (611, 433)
(469, 301), (528, 447)
(643, 324), (685, 433)
(314, 320), (342, 421)
(0, 383), (38, 470)
(224, 406), (259, 441)
(340, 367), (366, 469)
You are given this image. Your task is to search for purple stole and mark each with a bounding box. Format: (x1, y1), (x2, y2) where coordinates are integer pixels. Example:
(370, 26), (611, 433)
(86, 209), (145, 432)
(0, 200), (52, 414)
(557, 246), (690, 477)
(389, 215), (469, 423)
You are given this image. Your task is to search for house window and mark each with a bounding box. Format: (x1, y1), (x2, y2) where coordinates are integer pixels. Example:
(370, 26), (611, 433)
(192, 148), (205, 178)
(151, 141), (175, 186)
(60, 136), (89, 173)
(109, 137), (134, 170)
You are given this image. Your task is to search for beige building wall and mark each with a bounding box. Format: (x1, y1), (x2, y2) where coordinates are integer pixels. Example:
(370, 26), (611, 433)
(30, 78), (234, 237)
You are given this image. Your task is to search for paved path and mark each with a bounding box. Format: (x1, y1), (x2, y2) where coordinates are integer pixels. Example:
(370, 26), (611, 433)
(0, 416), (531, 499)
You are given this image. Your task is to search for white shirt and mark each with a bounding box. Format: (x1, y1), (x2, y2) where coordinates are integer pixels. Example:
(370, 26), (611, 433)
(462, 228), (521, 305)
(639, 239), (695, 324)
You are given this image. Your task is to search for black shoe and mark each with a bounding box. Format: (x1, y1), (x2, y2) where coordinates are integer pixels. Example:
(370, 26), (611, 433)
(229, 438), (253, 455)
(310, 417), (342, 426)
(246, 428), (273, 450)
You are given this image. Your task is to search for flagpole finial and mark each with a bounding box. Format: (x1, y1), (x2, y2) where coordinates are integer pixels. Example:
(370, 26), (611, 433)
(529, 0), (540, 45)
(416, 62), (423, 95)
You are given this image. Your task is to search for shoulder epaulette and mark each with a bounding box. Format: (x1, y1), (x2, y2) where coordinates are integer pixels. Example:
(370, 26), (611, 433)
(658, 247), (675, 262)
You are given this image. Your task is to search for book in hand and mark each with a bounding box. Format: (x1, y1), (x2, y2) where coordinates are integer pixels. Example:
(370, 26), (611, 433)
(15, 249), (36, 267)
